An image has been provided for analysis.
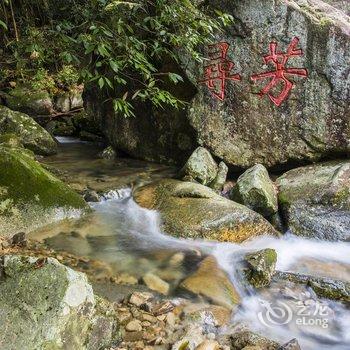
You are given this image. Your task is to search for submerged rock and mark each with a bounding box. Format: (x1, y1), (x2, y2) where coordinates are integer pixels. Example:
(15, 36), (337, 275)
(0, 146), (87, 237)
(0, 255), (118, 349)
(179, 256), (240, 310)
(5, 86), (54, 116)
(229, 330), (279, 350)
(230, 164), (278, 217)
(244, 248), (277, 288)
(133, 179), (278, 243)
(142, 272), (170, 295)
(179, 147), (218, 186)
(0, 105), (57, 155)
(276, 160), (350, 240)
(273, 271), (350, 302)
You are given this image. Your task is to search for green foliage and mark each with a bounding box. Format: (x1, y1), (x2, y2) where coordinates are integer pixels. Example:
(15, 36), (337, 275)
(0, 0), (233, 116)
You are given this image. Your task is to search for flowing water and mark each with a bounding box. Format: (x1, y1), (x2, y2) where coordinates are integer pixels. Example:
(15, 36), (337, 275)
(30, 138), (350, 350)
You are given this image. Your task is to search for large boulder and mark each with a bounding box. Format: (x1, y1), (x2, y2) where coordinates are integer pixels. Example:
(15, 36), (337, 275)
(230, 164), (278, 217)
(84, 0), (350, 169)
(0, 255), (118, 349)
(187, 0), (350, 168)
(133, 179), (278, 242)
(276, 160), (350, 240)
(0, 105), (57, 155)
(5, 86), (54, 116)
(0, 146), (88, 237)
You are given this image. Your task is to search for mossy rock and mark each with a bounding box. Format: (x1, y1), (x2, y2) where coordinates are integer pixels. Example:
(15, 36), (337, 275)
(6, 86), (54, 116)
(0, 146), (88, 237)
(244, 248), (277, 288)
(276, 160), (350, 240)
(230, 164), (278, 217)
(133, 179), (279, 243)
(0, 255), (119, 349)
(0, 105), (57, 155)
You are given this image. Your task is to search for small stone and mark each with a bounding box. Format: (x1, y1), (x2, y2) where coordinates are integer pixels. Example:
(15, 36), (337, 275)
(10, 232), (26, 247)
(83, 189), (100, 202)
(168, 252), (185, 267)
(141, 313), (157, 323)
(157, 315), (167, 321)
(166, 312), (176, 327)
(141, 321), (151, 327)
(142, 273), (170, 295)
(129, 292), (153, 307)
(116, 310), (132, 325)
(123, 331), (143, 342)
(279, 338), (301, 350)
(152, 301), (175, 316)
(195, 340), (220, 350)
(125, 320), (142, 332)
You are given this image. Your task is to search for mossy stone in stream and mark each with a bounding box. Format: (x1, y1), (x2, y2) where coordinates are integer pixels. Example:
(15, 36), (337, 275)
(133, 179), (279, 243)
(244, 248), (277, 288)
(0, 146), (88, 237)
(0, 105), (57, 155)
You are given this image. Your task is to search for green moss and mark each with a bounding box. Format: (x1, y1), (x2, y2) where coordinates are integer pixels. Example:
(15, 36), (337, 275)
(0, 147), (86, 210)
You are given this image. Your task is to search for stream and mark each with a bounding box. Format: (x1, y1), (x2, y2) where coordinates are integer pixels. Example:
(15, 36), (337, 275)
(30, 138), (350, 350)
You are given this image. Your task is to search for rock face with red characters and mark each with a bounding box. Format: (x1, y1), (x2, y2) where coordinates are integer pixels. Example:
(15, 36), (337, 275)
(187, 0), (350, 169)
(85, 0), (350, 169)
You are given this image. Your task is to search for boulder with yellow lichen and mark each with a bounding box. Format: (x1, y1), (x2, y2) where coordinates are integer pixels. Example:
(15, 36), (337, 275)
(133, 179), (278, 243)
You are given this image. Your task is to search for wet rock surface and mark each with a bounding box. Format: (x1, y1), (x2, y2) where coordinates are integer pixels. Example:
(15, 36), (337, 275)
(133, 179), (279, 243)
(244, 248), (277, 288)
(273, 271), (350, 302)
(276, 160), (350, 240)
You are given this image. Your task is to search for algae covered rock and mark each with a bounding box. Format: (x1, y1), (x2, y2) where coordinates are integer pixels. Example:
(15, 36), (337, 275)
(179, 256), (240, 310)
(133, 179), (278, 243)
(0, 146), (87, 237)
(244, 248), (277, 288)
(0, 105), (57, 155)
(0, 255), (118, 350)
(6, 86), (54, 116)
(273, 271), (350, 302)
(230, 164), (278, 217)
(276, 160), (350, 240)
(179, 147), (218, 186)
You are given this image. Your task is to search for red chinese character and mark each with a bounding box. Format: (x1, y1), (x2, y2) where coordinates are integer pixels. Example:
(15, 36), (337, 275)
(251, 37), (308, 107)
(198, 42), (242, 101)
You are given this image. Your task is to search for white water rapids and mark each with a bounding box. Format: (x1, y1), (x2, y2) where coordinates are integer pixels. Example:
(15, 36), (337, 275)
(84, 190), (350, 349)
(31, 138), (350, 349)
